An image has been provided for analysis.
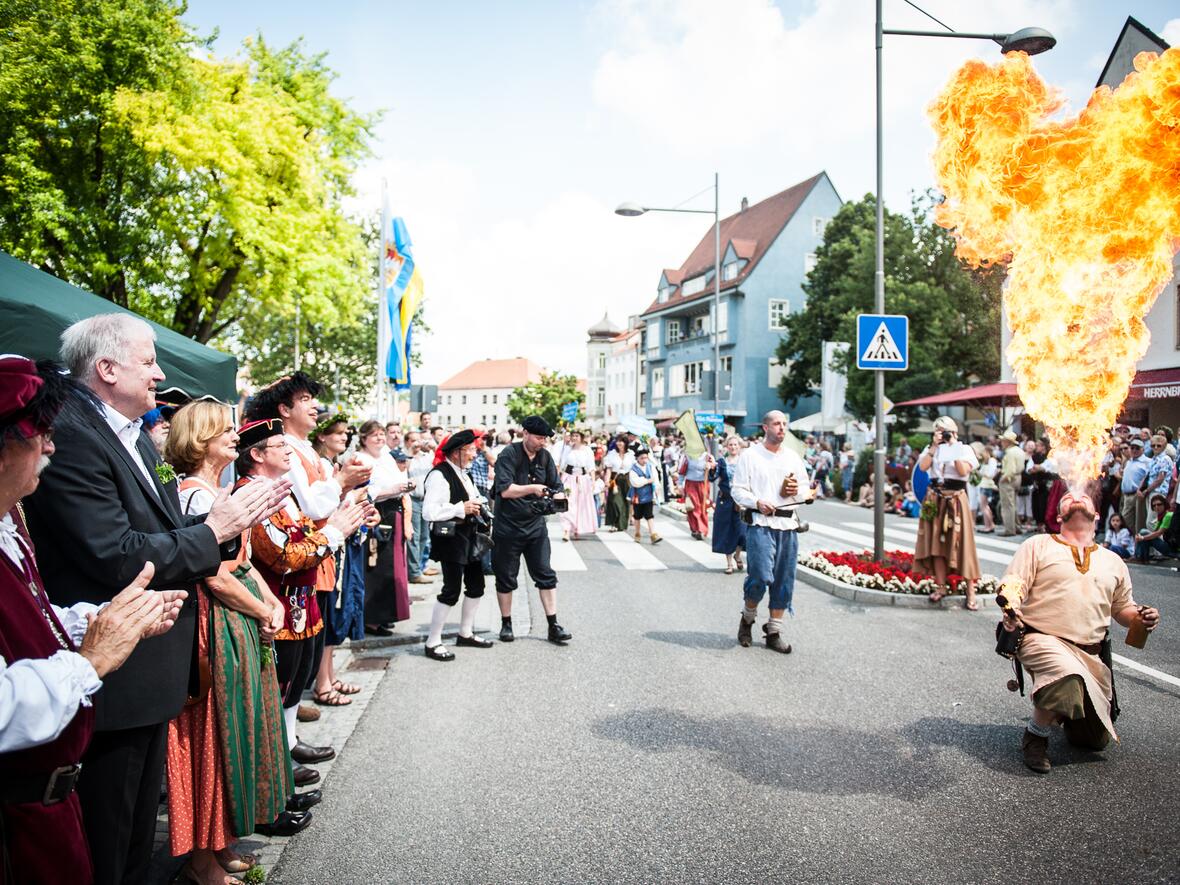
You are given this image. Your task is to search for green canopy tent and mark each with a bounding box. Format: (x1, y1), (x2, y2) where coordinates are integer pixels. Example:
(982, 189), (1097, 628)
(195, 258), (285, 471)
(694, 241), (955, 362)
(0, 251), (237, 401)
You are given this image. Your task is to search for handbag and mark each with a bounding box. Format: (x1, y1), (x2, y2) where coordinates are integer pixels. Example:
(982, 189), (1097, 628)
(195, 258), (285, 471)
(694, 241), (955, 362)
(470, 530), (493, 558)
(430, 519), (460, 540)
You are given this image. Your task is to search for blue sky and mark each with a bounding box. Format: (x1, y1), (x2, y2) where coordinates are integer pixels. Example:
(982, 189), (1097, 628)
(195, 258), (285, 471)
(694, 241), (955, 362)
(183, 0), (1180, 383)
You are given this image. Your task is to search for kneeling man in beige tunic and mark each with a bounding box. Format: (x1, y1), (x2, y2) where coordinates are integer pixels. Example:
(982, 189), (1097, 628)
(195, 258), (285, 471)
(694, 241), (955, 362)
(999, 492), (1160, 773)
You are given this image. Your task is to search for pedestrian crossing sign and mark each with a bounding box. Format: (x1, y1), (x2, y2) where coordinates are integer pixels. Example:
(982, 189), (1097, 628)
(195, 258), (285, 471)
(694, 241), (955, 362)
(856, 314), (908, 371)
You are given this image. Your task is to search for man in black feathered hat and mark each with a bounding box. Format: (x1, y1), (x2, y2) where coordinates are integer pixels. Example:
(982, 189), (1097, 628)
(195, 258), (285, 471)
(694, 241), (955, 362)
(420, 429), (494, 660)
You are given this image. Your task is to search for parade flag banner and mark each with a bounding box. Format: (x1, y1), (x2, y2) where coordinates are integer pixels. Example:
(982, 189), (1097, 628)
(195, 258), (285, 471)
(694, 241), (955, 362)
(381, 215), (425, 390)
(561, 401), (579, 423)
(674, 410), (706, 459)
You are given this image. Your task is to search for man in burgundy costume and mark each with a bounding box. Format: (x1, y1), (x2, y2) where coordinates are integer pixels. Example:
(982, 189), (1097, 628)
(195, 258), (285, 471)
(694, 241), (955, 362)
(0, 357), (185, 884)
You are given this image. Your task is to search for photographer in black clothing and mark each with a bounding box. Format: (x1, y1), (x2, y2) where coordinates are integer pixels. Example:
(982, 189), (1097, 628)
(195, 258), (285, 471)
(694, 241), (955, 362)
(493, 415), (573, 645)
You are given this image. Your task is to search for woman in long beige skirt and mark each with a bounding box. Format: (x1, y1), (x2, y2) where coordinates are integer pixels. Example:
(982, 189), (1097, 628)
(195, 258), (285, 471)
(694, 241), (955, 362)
(915, 416), (982, 609)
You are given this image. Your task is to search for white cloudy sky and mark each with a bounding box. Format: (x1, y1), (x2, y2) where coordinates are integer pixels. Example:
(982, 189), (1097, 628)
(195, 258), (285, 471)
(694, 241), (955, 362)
(184, 0), (1180, 384)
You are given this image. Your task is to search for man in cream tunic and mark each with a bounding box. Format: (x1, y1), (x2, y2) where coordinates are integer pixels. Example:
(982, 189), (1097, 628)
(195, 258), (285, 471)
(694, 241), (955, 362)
(1001, 492), (1160, 773)
(731, 410), (812, 654)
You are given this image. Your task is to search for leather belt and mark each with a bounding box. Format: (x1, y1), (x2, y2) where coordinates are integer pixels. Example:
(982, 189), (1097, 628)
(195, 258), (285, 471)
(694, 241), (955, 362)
(0, 763), (82, 806)
(932, 479), (967, 491)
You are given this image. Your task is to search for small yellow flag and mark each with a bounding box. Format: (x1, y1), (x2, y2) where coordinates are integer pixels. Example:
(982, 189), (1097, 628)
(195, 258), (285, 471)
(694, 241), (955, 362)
(674, 410), (707, 459)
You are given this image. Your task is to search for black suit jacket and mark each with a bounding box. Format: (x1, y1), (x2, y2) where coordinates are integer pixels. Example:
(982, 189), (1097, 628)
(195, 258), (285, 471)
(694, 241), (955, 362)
(24, 395), (237, 730)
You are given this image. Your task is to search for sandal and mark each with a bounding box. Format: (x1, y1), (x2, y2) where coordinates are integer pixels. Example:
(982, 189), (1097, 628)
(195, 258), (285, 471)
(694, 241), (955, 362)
(928, 590), (947, 604)
(332, 680), (361, 695)
(180, 862), (243, 885)
(214, 850), (258, 874)
(965, 600), (980, 611)
(312, 689), (352, 707)
(724, 565), (734, 574)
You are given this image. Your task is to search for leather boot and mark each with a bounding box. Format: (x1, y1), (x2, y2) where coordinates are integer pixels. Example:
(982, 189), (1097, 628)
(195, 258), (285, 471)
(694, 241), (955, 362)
(737, 616), (753, 648)
(1021, 729), (1051, 773)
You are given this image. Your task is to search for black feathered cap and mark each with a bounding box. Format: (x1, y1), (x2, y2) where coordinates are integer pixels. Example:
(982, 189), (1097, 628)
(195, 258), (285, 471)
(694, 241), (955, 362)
(245, 371), (322, 422)
(440, 428), (477, 455)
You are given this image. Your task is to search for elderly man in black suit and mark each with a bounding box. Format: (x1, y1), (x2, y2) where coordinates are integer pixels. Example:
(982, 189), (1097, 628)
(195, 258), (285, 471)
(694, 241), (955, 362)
(23, 313), (289, 885)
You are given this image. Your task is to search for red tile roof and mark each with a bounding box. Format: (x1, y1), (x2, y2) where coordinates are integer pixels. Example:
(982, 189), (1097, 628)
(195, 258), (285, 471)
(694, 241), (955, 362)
(440, 358), (544, 390)
(642, 172), (826, 316)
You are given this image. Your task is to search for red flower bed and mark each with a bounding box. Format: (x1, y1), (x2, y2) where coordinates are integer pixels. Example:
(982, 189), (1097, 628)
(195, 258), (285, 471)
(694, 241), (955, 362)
(812, 549), (971, 591)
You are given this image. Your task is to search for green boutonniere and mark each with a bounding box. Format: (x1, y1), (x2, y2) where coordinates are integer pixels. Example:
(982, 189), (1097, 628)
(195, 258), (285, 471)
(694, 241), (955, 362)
(154, 462), (177, 485)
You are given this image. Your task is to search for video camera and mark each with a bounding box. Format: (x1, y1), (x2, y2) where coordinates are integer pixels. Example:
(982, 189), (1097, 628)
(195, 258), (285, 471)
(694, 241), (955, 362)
(532, 486), (569, 515)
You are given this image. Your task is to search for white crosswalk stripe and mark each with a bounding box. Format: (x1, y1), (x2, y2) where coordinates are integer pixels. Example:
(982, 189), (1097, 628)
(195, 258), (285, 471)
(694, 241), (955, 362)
(546, 524), (588, 571)
(842, 520), (1023, 554)
(597, 529), (667, 570)
(806, 521), (1014, 567)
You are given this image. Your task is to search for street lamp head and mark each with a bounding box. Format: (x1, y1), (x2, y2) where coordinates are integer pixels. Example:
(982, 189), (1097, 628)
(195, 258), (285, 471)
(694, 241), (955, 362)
(614, 202), (646, 217)
(999, 27), (1056, 56)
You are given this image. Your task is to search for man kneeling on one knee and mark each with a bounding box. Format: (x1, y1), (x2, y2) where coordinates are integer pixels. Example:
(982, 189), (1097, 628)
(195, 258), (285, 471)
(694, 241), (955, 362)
(422, 429), (494, 661)
(1000, 491), (1160, 773)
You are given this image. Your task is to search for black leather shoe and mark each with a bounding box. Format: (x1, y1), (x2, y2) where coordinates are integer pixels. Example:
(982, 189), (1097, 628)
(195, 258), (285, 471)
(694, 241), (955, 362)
(762, 624), (792, 654)
(291, 739), (335, 765)
(287, 789), (322, 812)
(255, 809), (312, 838)
(292, 762), (320, 787)
(364, 623), (392, 637)
(738, 617), (753, 648)
(547, 622), (572, 644)
(456, 634), (493, 648)
(424, 644), (455, 661)
(499, 622), (514, 643)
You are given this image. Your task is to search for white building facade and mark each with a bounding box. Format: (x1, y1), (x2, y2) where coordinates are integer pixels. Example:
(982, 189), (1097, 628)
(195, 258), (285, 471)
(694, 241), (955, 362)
(437, 357), (544, 430)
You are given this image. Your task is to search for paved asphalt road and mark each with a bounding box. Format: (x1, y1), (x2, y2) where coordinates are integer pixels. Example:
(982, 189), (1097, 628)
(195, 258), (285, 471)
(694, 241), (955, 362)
(272, 504), (1180, 884)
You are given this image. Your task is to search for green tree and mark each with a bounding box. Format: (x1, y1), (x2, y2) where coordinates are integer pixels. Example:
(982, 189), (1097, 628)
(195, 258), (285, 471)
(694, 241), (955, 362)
(506, 372), (584, 428)
(776, 193), (1003, 427)
(0, 3), (377, 357)
(114, 37), (376, 344)
(0, 0), (198, 303)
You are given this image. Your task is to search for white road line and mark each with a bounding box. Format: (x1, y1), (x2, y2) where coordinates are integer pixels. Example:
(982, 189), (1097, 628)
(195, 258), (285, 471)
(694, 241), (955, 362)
(1112, 653), (1180, 689)
(809, 522), (1012, 566)
(843, 520), (1022, 554)
(598, 530), (668, 570)
(645, 520), (728, 569)
(546, 525), (587, 571)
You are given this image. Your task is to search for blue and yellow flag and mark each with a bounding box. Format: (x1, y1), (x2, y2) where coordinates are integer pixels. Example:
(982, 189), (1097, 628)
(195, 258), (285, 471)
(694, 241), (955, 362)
(381, 216), (425, 389)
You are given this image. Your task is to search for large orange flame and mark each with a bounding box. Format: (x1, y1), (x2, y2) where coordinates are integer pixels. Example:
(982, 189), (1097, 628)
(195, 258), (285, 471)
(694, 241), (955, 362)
(929, 48), (1180, 487)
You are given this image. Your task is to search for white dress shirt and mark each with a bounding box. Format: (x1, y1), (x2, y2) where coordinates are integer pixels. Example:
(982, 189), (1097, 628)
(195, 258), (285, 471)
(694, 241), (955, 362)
(355, 450), (409, 502)
(423, 460), (484, 523)
(0, 524), (102, 754)
(100, 401), (159, 498)
(284, 433), (343, 521)
(559, 446), (595, 475)
(921, 442), (979, 481)
(731, 442), (812, 531)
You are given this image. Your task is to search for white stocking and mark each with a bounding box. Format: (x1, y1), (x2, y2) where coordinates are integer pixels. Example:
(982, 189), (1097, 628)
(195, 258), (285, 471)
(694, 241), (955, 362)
(426, 600), (452, 647)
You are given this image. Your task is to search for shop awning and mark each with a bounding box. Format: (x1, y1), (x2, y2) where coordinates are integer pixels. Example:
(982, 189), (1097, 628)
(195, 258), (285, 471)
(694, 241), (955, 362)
(896, 382), (1019, 408)
(1126, 367), (1180, 401)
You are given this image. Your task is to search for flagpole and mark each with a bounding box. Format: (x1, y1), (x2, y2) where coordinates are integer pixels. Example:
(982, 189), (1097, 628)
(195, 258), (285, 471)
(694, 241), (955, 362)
(376, 180), (390, 422)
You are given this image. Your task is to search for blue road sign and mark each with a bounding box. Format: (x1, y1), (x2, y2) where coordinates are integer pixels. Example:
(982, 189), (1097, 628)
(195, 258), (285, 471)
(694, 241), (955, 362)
(561, 401), (579, 422)
(856, 314), (909, 371)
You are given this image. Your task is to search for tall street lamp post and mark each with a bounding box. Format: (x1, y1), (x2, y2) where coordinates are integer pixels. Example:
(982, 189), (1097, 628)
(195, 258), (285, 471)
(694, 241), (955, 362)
(873, 0), (1054, 560)
(616, 172), (722, 415)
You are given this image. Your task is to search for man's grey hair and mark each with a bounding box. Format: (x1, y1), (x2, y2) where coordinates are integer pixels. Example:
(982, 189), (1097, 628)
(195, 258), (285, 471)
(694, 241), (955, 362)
(60, 313), (156, 382)
(497, 431), (512, 445)
(761, 410), (786, 426)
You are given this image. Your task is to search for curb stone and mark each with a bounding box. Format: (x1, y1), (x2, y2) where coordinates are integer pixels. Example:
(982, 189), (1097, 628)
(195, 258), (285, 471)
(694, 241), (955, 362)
(797, 564), (997, 610)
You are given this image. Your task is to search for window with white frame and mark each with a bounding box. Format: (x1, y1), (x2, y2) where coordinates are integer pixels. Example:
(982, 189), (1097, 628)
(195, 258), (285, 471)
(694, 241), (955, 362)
(812, 216), (830, 237)
(804, 253), (818, 274)
(596, 389), (605, 408)
(651, 367), (665, 404)
(461, 394), (467, 404)
(769, 299), (790, 330)
(492, 394), (498, 403)
(658, 286), (672, 303)
(715, 301), (728, 336)
(666, 318), (682, 344)
(670, 360), (707, 396)
(682, 276), (706, 296)
(691, 313), (708, 338)
(597, 353), (606, 370)
(647, 319), (660, 353)
(722, 261), (740, 281)
(719, 355), (733, 373)
(445, 395), (452, 405)
(482, 394), (487, 403)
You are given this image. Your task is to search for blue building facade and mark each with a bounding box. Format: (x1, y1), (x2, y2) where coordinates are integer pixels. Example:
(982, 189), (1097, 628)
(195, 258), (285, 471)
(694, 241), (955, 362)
(641, 172), (843, 436)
